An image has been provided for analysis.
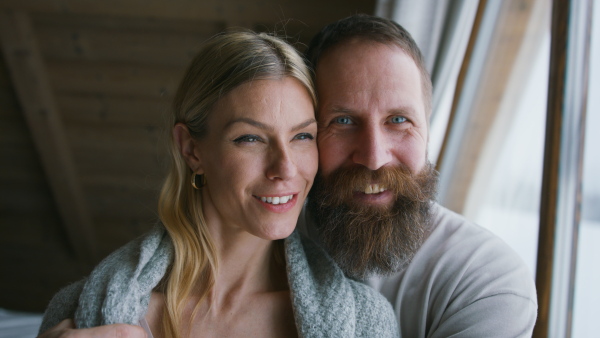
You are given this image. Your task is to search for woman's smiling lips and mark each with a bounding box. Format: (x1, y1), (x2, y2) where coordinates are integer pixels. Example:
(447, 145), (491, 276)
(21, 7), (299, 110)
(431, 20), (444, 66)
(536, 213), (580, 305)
(253, 193), (299, 213)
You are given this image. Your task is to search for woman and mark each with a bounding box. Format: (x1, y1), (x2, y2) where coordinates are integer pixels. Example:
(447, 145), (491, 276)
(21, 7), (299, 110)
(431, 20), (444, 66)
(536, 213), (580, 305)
(38, 30), (398, 338)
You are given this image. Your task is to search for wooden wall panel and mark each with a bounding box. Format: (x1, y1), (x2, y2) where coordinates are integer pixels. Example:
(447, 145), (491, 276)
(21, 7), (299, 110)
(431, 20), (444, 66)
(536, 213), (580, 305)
(47, 61), (183, 98)
(0, 212), (87, 312)
(1, 0), (373, 27)
(58, 95), (169, 126)
(0, 0), (376, 312)
(0, 52), (89, 312)
(34, 13), (223, 67)
(1, 9), (98, 267)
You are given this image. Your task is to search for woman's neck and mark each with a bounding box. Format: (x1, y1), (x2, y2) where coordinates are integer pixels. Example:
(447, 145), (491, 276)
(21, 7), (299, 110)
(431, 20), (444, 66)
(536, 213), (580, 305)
(217, 235), (282, 289)
(202, 215), (288, 308)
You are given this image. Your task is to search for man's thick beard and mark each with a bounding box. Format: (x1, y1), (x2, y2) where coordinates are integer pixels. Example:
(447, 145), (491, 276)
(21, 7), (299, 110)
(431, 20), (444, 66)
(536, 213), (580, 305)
(307, 162), (438, 280)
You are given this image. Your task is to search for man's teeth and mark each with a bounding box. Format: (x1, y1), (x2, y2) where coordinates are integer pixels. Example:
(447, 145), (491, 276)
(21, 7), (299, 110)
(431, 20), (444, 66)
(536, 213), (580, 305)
(260, 195), (294, 205)
(364, 184), (387, 194)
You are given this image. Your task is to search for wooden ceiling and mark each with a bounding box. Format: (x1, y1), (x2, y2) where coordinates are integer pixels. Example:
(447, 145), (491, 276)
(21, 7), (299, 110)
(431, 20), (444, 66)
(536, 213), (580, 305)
(0, 0), (376, 312)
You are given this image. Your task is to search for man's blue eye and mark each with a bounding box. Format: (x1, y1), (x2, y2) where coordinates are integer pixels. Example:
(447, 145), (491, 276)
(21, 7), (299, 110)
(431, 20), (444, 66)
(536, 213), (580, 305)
(391, 116), (407, 123)
(334, 117), (353, 124)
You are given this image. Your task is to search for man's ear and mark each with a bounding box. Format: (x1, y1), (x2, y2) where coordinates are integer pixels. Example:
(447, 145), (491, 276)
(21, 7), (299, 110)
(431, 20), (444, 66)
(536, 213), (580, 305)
(173, 123), (204, 174)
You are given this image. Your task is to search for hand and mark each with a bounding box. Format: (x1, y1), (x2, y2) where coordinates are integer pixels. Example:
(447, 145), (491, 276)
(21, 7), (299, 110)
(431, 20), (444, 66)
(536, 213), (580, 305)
(38, 318), (147, 338)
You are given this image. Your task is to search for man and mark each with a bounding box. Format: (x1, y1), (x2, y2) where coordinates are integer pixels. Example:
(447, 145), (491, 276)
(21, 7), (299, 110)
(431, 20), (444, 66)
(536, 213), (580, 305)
(40, 14), (537, 338)
(298, 14), (538, 337)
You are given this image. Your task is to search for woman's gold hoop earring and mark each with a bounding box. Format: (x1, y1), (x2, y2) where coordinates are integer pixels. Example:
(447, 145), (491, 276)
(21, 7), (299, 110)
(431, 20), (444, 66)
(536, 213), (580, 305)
(191, 173), (205, 189)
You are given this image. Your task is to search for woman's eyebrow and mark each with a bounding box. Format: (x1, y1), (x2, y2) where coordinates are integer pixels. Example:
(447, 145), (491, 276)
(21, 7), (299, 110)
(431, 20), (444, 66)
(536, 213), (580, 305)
(224, 118), (272, 131)
(224, 117), (316, 132)
(291, 118), (317, 132)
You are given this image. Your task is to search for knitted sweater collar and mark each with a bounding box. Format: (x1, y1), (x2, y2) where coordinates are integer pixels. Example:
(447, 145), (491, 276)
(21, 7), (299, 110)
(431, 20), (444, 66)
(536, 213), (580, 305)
(73, 227), (362, 336)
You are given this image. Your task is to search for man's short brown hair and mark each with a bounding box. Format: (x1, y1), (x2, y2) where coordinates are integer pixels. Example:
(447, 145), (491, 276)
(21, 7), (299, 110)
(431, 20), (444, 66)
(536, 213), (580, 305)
(305, 14), (432, 118)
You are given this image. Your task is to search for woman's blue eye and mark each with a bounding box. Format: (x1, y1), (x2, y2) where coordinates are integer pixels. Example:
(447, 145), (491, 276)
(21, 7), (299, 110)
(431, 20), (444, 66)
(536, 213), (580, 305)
(334, 116), (353, 124)
(391, 116), (407, 123)
(233, 135), (260, 143)
(294, 133), (314, 140)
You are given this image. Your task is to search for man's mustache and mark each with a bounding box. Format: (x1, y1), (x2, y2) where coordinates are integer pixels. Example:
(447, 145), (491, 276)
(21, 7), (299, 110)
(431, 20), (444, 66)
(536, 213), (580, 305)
(315, 164), (432, 208)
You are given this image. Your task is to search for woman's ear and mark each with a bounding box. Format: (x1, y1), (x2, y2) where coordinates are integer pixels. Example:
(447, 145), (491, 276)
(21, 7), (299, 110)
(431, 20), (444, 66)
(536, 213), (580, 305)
(173, 123), (204, 174)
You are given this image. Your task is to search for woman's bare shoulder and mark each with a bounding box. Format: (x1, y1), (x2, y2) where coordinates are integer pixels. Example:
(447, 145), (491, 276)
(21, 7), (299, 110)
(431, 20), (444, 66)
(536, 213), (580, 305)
(144, 292), (165, 338)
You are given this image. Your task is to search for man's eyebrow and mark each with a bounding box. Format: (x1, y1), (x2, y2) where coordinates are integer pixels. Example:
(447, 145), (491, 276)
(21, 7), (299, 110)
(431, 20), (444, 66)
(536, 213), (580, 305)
(330, 105), (419, 116)
(224, 117), (316, 132)
(330, 106), (356, 114)
(392, 105), (418, 116)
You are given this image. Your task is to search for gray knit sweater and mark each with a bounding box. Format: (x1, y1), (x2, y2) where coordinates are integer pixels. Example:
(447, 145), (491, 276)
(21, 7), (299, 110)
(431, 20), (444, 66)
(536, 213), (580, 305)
(40, 226), (398, 337)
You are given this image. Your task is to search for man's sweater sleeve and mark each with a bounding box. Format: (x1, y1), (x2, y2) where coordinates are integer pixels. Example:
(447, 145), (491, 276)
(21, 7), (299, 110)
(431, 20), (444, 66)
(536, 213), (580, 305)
(430, 292), (537, 337)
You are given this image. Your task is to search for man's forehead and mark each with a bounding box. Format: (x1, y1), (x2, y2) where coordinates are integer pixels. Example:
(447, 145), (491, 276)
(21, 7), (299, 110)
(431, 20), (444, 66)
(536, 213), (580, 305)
(317, 38), (412, 70)
(316, 42), (423, 103)
(315, 41), (420, 94)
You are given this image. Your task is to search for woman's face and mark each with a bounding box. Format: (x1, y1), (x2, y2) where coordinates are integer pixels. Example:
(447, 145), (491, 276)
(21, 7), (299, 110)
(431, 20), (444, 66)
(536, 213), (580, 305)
(194, 77), (317, 240)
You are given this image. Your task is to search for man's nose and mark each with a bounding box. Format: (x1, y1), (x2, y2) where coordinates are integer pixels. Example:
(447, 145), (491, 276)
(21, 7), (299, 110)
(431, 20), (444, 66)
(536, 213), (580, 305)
(352, 125), (392, 170)
(266, 144), (298, 181)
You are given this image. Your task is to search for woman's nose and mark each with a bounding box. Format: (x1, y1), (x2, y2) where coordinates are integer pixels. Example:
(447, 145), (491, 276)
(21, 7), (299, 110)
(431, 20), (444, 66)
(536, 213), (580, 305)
(266, 144), (298, 180)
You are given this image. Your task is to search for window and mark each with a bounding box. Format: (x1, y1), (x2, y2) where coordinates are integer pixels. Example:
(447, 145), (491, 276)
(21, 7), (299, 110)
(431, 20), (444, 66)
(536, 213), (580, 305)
(572, 1), (600, 336)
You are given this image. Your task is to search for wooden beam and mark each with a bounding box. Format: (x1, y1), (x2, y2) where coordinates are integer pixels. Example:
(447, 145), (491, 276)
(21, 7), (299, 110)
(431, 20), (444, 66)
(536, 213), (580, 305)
(534, 0), (592, 336)
(533, 2), (569, 335)
(0, 9), (97, 265)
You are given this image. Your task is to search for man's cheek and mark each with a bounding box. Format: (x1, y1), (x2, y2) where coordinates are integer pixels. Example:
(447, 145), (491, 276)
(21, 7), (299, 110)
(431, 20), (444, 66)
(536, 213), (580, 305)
(392, 142), (427, 174)
(317, 138), (343, 176)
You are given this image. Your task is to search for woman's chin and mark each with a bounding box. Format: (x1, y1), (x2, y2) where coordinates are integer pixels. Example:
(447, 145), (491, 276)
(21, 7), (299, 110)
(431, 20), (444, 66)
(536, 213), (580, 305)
(255, 223), (296, 241)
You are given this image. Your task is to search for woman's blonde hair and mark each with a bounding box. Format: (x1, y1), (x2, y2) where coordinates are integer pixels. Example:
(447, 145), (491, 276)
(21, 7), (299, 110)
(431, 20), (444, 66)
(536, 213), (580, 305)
(158, 30), (315, 337)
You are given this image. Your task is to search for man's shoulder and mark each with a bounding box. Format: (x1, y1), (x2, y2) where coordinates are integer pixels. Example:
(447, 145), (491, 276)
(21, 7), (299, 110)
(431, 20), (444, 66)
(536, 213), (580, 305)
(372, 203), (537, 337)
(405, 203), (534, 293)
(427, 202), (493, 240)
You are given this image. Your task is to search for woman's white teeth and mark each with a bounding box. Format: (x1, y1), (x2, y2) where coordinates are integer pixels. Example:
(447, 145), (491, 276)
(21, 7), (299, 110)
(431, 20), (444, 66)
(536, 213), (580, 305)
(364, 184), (386, 194)
(260, 195), (293, 205)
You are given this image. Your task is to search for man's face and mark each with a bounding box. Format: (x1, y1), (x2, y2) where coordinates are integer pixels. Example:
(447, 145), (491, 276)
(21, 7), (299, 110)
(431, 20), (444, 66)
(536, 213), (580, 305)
(309, 39), (435, 279)
(316, 39), (429, 198)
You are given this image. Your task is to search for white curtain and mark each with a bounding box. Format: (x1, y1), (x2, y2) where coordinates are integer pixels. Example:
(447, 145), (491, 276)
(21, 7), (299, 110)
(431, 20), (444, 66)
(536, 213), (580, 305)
(375, 0), (479, 161)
